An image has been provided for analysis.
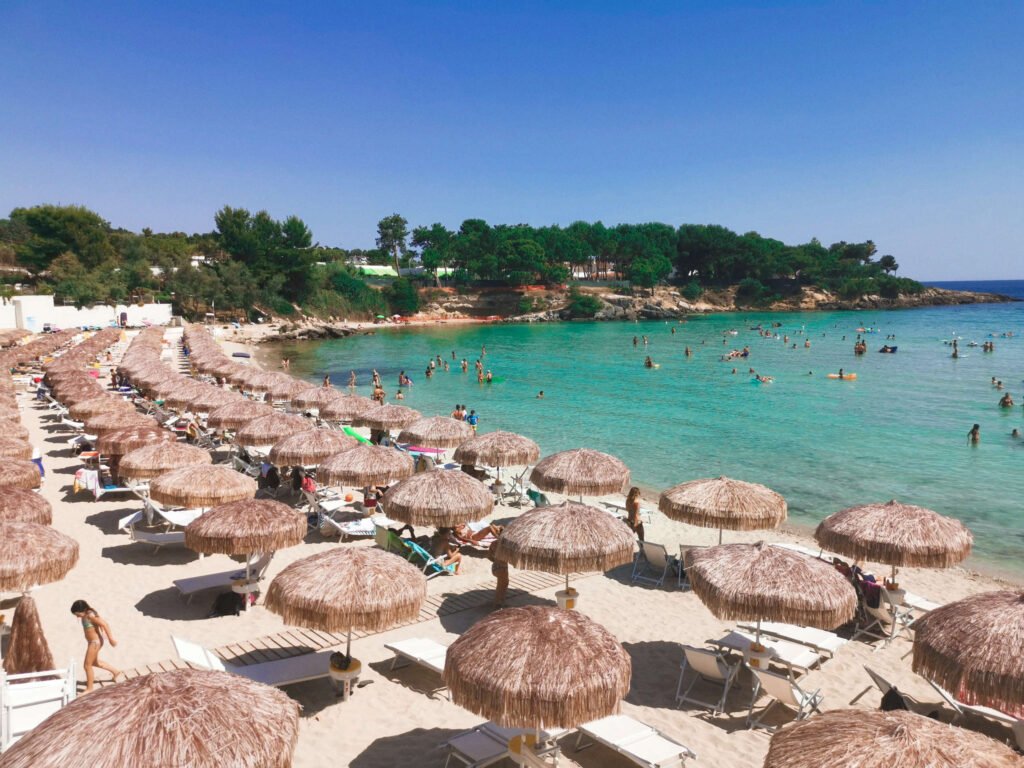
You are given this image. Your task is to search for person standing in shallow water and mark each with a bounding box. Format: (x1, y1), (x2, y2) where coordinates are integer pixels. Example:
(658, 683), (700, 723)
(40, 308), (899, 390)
(968, 424), (981, 445)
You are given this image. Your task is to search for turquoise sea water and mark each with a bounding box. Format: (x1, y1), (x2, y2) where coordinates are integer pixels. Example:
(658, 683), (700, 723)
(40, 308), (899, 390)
(268, 292), (1024, 576)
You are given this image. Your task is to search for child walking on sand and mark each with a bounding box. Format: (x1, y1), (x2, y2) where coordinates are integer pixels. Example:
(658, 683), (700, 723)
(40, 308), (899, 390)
(70, 599), (122, 691)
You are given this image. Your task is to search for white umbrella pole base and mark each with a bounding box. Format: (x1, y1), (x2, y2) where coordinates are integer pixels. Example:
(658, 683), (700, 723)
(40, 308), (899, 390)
(555, 588), (579, 610)
(329, 658), (362, 701)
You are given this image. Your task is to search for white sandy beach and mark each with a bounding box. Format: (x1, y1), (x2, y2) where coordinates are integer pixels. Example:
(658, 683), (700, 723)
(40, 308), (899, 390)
(12, 330), (1023, 768)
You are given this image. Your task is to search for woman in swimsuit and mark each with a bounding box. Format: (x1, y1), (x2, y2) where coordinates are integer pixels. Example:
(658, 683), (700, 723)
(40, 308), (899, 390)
(70, 599), (121, 691)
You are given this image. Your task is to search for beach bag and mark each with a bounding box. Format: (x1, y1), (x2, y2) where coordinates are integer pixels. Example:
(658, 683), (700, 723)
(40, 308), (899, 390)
(880, 687), (909, 711)
(301, 475), (317, 493)
(209, 590), (258, 617)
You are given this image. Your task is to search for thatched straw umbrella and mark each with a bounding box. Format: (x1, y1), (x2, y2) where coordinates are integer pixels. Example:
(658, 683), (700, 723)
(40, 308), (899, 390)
(187, 387), (241, 413)
(815, 500), (973, 584)
(291, 386), (344, 414)
(0, 488), (52, 524)
(207, 400), (275, 431)
(0, 459), (42, 490)
(397, 416), (473, 449)
(268, 429), (358, 467)
(318, 444), (415, 487)
(443, 605), (631, 730)
(453, 431), (541, 479)
(163, 382), (213, 411)
(265, 547), (426, 660)
(382, 469), (493, 528)
(912, 590), (1024, 714)
(118, 442), (212, 481)
(0, 522), (79, 591)
(0, 668), (300, 768)
(762, 709), (1021, 768)
(319, 394), (376, 422)
(684, 542), (857, 644)
(659, 476), (787, 544)
(0, 437), (33, 460)
(495, 501), (636, 597)
(530, 448), (630, 498)
(149, 465), (257, 509)
(185, 500), (306, 586)
(0, 421), (29, 442)
(68, 396), (132, 421)
(96, 426), (177, 457)
(234, 413), (309, 448)
(2, 595), (55, 675)
(84, 411), (156, 436)
(351, 403), (421, 431)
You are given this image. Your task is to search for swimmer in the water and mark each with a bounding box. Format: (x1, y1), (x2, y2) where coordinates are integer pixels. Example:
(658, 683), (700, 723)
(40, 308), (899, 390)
(968, 423), (980, 444)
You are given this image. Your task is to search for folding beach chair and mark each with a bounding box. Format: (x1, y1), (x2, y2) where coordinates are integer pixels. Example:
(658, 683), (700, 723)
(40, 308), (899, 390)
(927, 679), (1022, 736)
(631, 541), (676, 588)
(853, 586), (914, 648)
(675, 645), (740, 715)
(747, 667), (824, 731)
(574, 714), (697, 768)
(404, 539), (459, 579)
(173, 553), (274, 603)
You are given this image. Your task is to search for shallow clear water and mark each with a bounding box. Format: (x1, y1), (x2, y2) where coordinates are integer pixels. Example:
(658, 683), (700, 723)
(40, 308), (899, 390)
(268, 296), (1024, 576)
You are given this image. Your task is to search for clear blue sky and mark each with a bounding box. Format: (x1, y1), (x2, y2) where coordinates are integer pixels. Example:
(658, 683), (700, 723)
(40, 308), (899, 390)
(2, 1), (1021, 279)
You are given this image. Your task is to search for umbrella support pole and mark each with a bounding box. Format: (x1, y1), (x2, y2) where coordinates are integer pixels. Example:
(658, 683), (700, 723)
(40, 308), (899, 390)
(718, 528), (723, 545)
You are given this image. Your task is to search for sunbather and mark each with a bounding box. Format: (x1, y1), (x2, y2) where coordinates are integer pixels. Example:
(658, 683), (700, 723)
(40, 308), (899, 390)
(452, 523), (502, 544)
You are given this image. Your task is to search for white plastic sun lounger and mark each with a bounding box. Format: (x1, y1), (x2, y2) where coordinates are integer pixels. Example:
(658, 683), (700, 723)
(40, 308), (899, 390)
(1, 662), (76, 752)
(737, 621), (847, 658)
(927, 679), (1022, 731)
(385, 637), (449, 697)
(173, 553), (274, 602)
(443, 722), (567, 768)
(575, 715), (696, 768)
(709, 631), (821, 677)
(118, 511), (186, 551)
(171, 636), (333, 688)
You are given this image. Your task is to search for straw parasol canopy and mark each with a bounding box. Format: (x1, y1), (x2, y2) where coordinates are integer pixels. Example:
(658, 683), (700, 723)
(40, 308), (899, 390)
(2, 595), (55, 676)
(185, 500), (306, 557)
(815, 500), (972, 578)
(96, 426), (177, 457)
(453, 430), (540, 468)
(268, 429), (358, 467)
(68, 396), (132, 421)
(291, 386), (344, 412)
(186, 386), (240, 413)
(495, 501), (636, 584)
(207, 400), (275, 430)
(0, 668), (300, 768)
(84, 411), (156, 436)
(684, 542), (857, 636)
(163, 382), (213, 410)
(382, 469), (493, 528)
(0, 459), (42, 490)
(0, 437), (33, 460)
(149, 465), (257, 509)
(351, 403), (421, 431)
(0, 522), (79, 591)
(659, 476), (787, 543)
(443, 605), (631, 730)
(118, 442), (212, 481)
(762, 709), (1022, 768)
(0, 421), (29, 442)
(397, 416), (473, 449)
(318, 444), (415, 487)
(911, 590), (1024, 714)
(530, 448), (630, 497)
(318, 394), (376, 422)
(265, 547), (426, 658)
(0, 488), (52, 524)
(234, 413), (310, 448)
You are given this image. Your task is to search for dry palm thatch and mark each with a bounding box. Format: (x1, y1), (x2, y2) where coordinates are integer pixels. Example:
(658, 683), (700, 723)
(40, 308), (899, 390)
(188, 387), (241, 413)
(68, 396), (132, 421)
(291, 386), (344, 411)
(0, 522), (79, 591)
(207, 400), (275, 430)
(659, 476), (787, 535)
(0, 488), (52, 524)
(163, 382), (213, 410)
(185, 500), (306, 556)
(2, 595), (55, 675)
(444, 605), (631, 730)
(382, 469), (494, 527)
(0, 421), (29, 442)
(0, 437), (33, 460)
(495, 501), (636, 575)
(57, 386), (108, 406)
(684, 542), (857, 630)
(318, 394), (377, 422)
(96, 426), (177, 456)
(0, 460), (42, 490)
(266, 376), (314, 401)
(351, 403), (421, 430)
(0, 668), (300, 768)
(397, 416), (474, 449)
(149, 465), (257, 508)
(530, 448), (630, 497)
(453, 430), (541, 468)
(266, 547), (426, 633)
(84, 411), (156, 435)
(118, 442), (212, 481)
(268, 429), (358, 466)
(911, 590), (1024, 714)
(234, 413), (310, 448)
(814, 500), (972, 571)
(762, 708), (1021, 768)
(317, 444), (415, 487)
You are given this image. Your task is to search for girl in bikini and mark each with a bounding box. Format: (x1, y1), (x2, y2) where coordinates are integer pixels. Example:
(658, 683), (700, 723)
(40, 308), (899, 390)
(70, 599), (122, 691)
